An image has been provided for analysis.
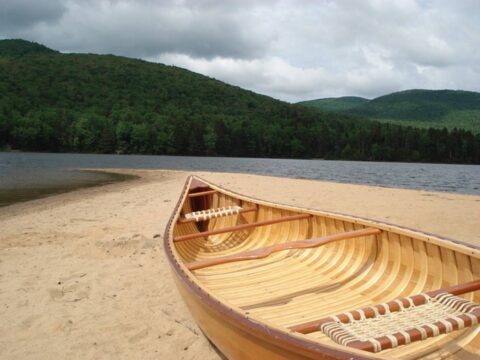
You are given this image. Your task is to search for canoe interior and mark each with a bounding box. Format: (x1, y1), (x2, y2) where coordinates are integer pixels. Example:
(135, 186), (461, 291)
(170, 177), (480, 359)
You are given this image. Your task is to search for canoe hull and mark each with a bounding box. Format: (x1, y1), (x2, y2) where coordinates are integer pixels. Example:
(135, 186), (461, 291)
(171, 267), (357, 360)
(164, 176), (480, 359)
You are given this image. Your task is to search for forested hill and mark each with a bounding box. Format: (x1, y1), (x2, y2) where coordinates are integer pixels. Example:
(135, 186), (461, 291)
(299, 90), (480, 134)
(1, 39), (479, 164)
(297, 96), (368, 112)
(0, 39), (58, 56)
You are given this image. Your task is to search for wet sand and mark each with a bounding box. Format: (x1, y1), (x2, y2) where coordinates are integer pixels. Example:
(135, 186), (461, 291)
(0, 170), (135, 207)
(1, 170), (479, 359)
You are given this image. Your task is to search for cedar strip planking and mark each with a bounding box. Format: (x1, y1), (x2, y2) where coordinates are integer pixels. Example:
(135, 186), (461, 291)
(174, 213), (311, 242)
(187, 227), (381, 270)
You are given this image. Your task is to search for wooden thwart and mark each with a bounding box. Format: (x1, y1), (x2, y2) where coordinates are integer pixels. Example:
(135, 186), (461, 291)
(186, 227), (381, 270)
(289, 279), (480, 336)
(178, 206), (257, 224)
(188, 190), (217, 198)
(174, 213), (311, 243)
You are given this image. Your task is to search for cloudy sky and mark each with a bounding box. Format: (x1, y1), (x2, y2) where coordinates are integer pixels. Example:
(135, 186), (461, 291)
(1, 0), (479, 102)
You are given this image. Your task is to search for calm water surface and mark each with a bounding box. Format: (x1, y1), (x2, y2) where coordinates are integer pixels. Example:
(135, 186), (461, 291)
(0, 152), (478, 206)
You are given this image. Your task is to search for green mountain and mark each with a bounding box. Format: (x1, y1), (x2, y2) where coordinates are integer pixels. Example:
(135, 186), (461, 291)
(299, 90), (480, 133)
(297, 96), (368, 112)
(0, 39), (58, 57)
(0, 39), (479, 163)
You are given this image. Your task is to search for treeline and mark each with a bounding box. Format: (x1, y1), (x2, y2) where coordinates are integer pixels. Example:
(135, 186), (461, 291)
(2, 107), (478, 163)
(1, 39), (479, 163)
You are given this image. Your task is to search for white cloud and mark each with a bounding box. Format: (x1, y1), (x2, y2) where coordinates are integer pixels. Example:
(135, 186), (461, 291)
(153, 51), (405, 101)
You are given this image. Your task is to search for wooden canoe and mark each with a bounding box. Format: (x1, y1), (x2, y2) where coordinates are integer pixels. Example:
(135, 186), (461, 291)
(164, 176), (480, 359)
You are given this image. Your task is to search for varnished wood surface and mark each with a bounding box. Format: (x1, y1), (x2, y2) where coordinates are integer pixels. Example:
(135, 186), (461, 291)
(186, 227), (381, 270)
(167, 176), (480, 359)
(188, 189), (217, 198)
(174, 213), (311, 242)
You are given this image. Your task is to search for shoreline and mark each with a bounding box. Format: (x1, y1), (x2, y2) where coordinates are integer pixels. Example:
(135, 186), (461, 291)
(2, 165), (479, 212)
(3, 149), (480, 166)
(1, 169), (479, 359)
(0, 169), (137, 209)
(3, 168), (478, 244)
(2, 153), (479, 196)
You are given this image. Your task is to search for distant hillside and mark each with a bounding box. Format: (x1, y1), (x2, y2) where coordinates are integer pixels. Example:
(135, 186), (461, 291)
(0, 39), (479, 163)
(0, 39), (58, 57)
(299, 90), (480, 133)
(297, 96), (368, 112)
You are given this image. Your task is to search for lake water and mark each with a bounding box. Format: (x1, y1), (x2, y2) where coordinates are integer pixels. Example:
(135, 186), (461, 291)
(0, 152), (478, 207)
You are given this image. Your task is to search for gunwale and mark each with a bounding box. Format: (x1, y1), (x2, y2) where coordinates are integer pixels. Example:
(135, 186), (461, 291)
(164, 175), (480, 359)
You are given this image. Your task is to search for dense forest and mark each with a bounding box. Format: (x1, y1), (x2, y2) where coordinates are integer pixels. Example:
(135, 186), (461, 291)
(1, 39), (479, 163)
(299, 90), (480, 134)
(298, 96), (369, 112)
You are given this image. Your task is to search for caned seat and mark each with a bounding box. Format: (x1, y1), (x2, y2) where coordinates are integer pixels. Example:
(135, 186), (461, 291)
(319, 292), (480, 353)
(184, 205), (243, 222)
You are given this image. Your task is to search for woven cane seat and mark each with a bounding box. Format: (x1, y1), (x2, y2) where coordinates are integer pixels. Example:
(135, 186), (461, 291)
(184, 205), (242, 222)
(321, 293), (480, 353)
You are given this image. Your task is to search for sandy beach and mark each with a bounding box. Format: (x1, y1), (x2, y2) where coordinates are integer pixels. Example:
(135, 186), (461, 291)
(1, 170), (479, 359)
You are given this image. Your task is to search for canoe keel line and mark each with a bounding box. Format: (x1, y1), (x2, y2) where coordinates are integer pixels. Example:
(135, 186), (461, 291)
(164, 176), (480, 359)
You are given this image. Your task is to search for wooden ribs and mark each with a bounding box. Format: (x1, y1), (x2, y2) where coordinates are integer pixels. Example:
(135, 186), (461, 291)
(186, 227), (381, 270)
